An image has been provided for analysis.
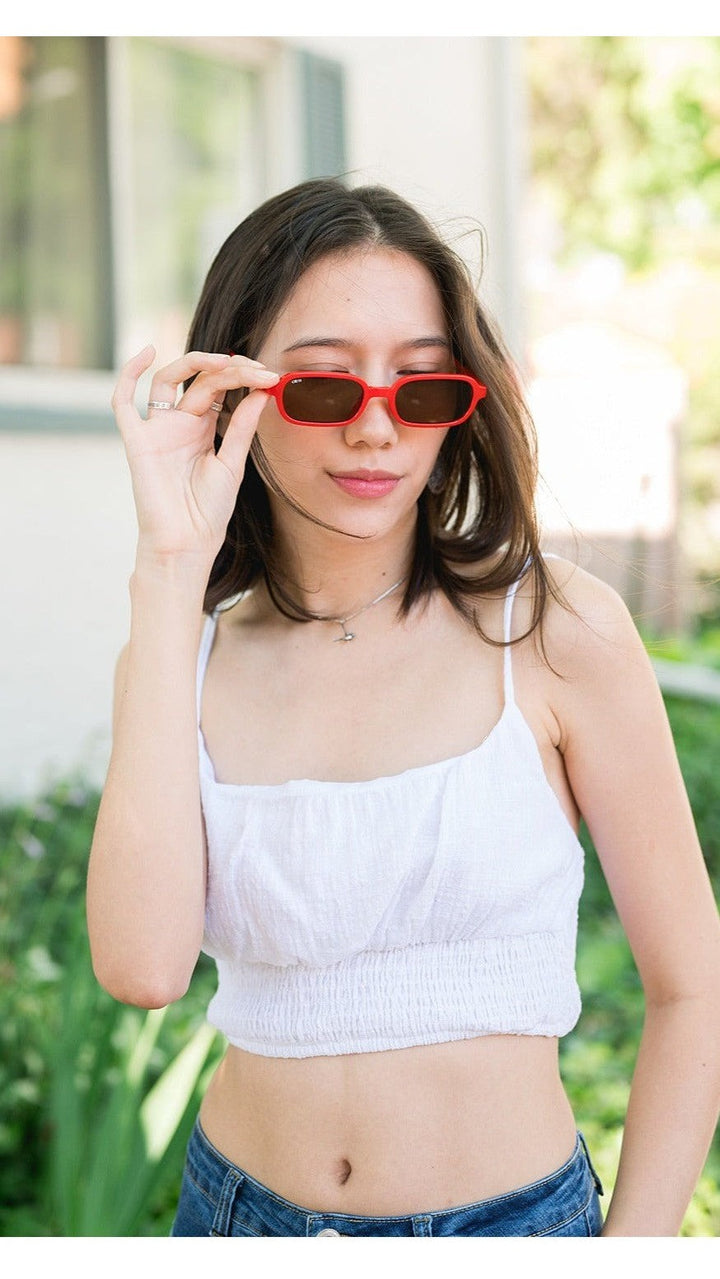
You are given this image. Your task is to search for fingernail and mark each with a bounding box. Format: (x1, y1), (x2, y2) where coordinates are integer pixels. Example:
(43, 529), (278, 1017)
(256, 369), (279, 380)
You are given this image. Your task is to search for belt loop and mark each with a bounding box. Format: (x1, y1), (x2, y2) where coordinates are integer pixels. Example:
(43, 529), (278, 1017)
(577, 1131), (604, 1197)
(412, 1214), (433, 1237)
(211, 1167), (245, 1236)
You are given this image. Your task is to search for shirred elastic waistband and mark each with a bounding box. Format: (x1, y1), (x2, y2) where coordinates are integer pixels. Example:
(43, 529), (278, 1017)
(206, 933), (581, 1057)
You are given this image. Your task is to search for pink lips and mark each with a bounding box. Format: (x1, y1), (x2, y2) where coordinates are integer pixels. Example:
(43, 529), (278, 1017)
(330, 469), (401, 499)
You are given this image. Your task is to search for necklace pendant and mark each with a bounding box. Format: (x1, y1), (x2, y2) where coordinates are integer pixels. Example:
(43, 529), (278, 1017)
(322, 574), (407, 644)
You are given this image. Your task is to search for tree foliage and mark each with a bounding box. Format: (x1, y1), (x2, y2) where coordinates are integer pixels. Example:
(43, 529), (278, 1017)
(527, 37), (720, 270)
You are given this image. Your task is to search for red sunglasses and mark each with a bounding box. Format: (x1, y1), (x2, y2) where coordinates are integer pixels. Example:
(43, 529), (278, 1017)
(264, 370), (487, 428)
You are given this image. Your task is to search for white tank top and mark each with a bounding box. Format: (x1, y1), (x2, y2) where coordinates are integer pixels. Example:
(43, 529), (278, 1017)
(196, 573), (585, 1058)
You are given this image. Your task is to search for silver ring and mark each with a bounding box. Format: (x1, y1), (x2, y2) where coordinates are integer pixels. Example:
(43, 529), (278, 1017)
(147, 399), (174, 411)
(210, 401), (224, 413)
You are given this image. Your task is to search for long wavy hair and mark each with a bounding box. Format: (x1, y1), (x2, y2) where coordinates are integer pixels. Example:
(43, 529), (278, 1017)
(186, 178), (558, 644)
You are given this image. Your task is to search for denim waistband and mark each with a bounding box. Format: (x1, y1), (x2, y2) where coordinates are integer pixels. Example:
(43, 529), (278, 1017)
(178, 1118), (604, 1237)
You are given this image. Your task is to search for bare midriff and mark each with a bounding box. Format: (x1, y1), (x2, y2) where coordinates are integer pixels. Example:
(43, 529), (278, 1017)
(199, 1033), (578, 1215)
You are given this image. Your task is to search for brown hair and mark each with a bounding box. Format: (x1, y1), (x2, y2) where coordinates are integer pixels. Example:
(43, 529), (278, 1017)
(186, 178), (557, 644)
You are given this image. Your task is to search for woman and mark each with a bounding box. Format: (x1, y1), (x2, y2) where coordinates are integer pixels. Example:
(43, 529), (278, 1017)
(87, 179), (720, 1237)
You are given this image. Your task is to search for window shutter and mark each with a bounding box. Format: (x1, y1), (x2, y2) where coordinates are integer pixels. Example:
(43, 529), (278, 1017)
(301, 51), (346, 178)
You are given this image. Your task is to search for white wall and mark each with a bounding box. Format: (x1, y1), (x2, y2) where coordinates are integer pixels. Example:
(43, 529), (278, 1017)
(0, 36), (523, 801)
(292, 36), (524, 356)
(1, 431), (136, 798)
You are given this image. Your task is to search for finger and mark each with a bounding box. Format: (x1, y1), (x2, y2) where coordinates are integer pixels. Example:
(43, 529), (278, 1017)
(215, 389), (272, 482)
(111, 345), (156, 433)
(177, 356), (279, 417)
(147, 351), (234, 407)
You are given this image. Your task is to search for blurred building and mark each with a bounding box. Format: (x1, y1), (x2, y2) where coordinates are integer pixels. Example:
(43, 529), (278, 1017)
(0, 35), (525, 798)
(1, 36), (685, 801)
(529, 321), (687, 633)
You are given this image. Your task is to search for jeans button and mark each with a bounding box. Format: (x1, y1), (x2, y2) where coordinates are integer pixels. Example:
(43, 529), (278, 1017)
(316, 1227), (342, 1236)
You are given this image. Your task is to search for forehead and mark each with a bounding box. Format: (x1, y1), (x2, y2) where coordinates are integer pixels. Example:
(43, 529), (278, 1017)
(263, 248), (448, 352)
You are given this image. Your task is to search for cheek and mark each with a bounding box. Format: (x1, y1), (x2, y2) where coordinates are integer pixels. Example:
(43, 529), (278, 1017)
(255, 407), (327, 472)
(255, 398), (294, 451)
(419, 429), (450, 470)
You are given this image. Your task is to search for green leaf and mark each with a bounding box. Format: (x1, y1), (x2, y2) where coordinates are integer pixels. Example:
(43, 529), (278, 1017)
(140, 1020), (218, 1163)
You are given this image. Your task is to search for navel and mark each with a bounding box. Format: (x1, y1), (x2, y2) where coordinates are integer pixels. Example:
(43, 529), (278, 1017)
(335, 1158), (352, 1185)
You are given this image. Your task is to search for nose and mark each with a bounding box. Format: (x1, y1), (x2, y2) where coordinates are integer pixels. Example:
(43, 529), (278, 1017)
(342, 394), (398, 449)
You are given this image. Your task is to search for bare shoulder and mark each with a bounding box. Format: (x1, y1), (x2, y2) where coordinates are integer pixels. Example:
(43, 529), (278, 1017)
(534, 555), (649, 683)
(520, 557), (668, 758)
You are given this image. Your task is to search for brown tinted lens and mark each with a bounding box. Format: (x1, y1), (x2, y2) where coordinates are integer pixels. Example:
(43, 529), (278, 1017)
(395, 378), (473, 424)
(282, 376), (364, 424)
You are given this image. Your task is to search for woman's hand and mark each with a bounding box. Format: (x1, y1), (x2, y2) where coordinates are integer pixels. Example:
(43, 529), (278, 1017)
(111, 346), (279, 565)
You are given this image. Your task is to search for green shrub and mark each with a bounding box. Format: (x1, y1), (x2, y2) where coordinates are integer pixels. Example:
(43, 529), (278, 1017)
(564, 693), (720, 1235)
(1, 688), (719, 1235)
(662, 695), (720, 883)
(0, 781), (221, 1236)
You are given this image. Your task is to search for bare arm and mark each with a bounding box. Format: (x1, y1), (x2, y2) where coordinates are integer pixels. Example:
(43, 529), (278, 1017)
(546, 563), (720, 1236)
(86, 562), (210, 1006)
(87, 347), (278, 1006)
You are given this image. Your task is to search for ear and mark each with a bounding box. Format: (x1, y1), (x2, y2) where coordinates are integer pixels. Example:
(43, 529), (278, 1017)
(427, 454), (448, 495)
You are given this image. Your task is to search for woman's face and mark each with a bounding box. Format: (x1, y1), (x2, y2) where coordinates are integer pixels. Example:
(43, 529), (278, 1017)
(252, 247), (452, 544)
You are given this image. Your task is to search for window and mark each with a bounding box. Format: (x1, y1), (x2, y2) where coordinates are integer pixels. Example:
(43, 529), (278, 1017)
(0, 37), (113, 369)
(301, 51), (346, 180)
(0, 36), (262, 373)
(0, 36), (346, 432)
(119, 38), (262, 363)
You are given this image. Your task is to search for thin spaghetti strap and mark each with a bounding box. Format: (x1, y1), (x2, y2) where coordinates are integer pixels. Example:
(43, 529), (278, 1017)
(502, 578), (522, 706)
(196, 610), (219, 721)
(503, 557), (535, 705)
(502, 554), (558, 704)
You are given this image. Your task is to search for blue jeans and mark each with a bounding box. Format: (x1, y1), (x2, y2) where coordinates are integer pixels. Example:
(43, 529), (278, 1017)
(171, 1119), (604, 1237)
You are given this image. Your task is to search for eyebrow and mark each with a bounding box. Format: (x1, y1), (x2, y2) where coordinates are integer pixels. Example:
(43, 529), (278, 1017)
(281, 335), (451, 354)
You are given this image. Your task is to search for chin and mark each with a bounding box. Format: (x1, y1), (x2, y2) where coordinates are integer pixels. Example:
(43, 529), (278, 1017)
(272, 478), (422, 544)
(327, 495), (421, 540)
(322, 513), (403, 544)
